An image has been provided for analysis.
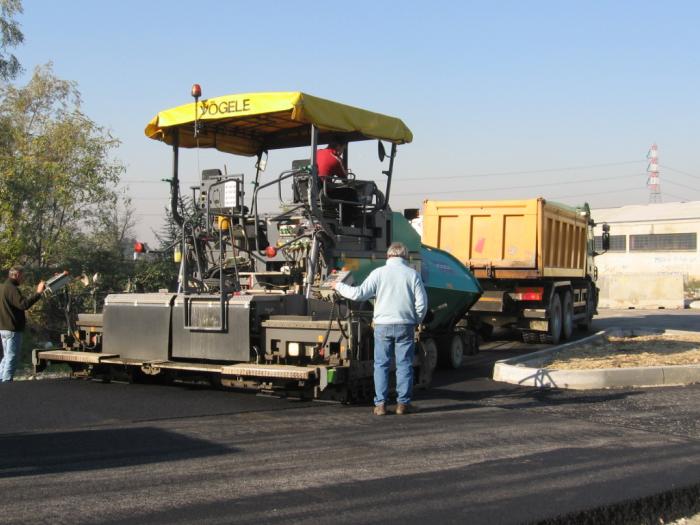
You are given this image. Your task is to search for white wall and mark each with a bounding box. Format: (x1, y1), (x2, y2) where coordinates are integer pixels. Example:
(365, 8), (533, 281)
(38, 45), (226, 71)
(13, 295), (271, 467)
(592, 202), (700, 282)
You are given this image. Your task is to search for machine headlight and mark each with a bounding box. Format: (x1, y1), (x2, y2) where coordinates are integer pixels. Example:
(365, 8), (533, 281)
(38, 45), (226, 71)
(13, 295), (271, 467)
(288, 342), (300, 357)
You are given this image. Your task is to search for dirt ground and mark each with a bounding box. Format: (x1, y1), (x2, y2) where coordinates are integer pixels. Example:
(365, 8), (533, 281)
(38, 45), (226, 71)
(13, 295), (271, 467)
(670, 513), (700, 525)
(546, 334), (700, 370)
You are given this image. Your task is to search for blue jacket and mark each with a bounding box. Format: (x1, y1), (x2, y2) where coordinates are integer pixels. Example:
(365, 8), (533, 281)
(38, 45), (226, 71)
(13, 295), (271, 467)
(335, 257), (428, 325)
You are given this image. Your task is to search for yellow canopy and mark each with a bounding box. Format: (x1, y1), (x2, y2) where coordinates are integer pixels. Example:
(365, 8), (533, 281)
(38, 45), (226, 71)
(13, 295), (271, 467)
(145, 91), (413, 156)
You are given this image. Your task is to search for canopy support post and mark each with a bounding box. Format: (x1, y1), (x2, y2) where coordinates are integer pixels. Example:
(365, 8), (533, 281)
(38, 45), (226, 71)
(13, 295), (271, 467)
(171, 134), (183, 227)
(309, 125), (319, 208)
(382, 143), (397, 209)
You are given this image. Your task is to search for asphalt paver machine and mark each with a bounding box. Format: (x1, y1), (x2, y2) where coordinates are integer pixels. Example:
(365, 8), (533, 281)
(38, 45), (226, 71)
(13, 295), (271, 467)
(35, 89), (482, 401)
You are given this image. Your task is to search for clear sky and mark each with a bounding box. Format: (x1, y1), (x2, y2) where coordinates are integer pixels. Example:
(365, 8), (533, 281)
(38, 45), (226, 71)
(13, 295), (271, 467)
(13, 1), (700, 243)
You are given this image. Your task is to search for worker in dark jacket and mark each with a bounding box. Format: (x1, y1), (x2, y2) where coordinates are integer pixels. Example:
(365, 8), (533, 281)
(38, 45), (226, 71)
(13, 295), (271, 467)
(0, 266), (45, 382)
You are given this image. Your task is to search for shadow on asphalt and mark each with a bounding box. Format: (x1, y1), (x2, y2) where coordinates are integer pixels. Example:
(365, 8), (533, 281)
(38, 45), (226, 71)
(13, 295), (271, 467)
(0, 427), (233, 478)
(100, 441), (700, 525)
(416, 385), (643, 414)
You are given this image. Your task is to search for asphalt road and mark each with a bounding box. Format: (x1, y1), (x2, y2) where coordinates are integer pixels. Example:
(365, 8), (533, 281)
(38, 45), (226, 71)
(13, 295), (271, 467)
(2, 309), (700, 524)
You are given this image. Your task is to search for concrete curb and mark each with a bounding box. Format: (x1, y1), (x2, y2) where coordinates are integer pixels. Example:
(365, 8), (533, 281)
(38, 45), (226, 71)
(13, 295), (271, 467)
(492, 328), (700, 390)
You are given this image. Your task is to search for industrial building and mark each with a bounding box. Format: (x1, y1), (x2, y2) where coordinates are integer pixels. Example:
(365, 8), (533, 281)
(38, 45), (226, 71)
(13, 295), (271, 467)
(592, 200), (700, 308)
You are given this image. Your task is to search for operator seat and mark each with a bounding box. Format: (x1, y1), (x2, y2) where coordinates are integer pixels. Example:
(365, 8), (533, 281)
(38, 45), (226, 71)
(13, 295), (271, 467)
(352, 180), (385, 209)
(320, 178), (385, 227)
(318, 177), (356, 225)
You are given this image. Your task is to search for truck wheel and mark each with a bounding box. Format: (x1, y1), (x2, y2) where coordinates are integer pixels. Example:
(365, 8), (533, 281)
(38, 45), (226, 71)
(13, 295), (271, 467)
(522, 331), (539, 344)
(540, 294), (562, 344)
(438, 334), (464, 369)
(561, 291), (574, 340)
(577, 305), (593, 331)
(461, 330), (479, 356)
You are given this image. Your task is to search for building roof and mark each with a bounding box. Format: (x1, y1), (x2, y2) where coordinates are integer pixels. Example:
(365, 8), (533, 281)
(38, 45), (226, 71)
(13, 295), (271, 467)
(592, 201), (700, 224)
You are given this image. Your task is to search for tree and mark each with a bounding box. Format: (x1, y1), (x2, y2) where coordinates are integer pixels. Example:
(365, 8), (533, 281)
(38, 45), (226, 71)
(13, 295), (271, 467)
(0, 63), (124, 269)
(0, 63), (129, 342)
(128, 202), (187, 293)
(0, 0), (23, 81)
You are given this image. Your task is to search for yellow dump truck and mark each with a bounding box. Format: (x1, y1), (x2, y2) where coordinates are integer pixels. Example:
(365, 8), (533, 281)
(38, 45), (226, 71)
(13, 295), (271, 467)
(421, 198), (609, 343)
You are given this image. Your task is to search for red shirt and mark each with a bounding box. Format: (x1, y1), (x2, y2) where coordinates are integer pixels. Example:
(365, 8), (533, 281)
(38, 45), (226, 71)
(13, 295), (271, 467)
(316, 147), (346, 179)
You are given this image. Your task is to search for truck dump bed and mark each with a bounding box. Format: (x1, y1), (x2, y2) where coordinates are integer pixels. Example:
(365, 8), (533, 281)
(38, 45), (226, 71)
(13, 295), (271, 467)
(422, 198), (588, 279)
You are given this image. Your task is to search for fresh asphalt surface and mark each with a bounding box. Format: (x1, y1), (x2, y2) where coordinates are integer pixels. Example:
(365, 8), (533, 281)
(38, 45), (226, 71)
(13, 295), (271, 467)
(2, 309), (700, 524)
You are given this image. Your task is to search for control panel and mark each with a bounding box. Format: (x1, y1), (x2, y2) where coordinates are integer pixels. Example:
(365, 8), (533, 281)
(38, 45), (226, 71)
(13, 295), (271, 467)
(199, 170), (244, 214)
(45, 271), (71, 295)
(316, 270), (353, 299)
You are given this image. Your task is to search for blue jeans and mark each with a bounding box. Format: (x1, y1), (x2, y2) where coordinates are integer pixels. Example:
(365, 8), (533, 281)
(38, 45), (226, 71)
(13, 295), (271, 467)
(373, 324), (415, 406)
(0, 330), (23, 382)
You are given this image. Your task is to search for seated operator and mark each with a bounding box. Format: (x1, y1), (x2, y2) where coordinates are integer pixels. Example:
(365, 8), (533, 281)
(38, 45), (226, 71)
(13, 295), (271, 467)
(316, 138), (359, 225)
(316, 138), (348, 181)
(294, 138), (347, 204)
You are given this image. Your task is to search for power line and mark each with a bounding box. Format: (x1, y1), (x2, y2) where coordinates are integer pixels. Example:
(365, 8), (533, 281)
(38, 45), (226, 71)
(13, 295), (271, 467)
(131, 196), (170, 201)
(660, 164), (700, 180)
(121, 180), (199, 185)
(404, 186), (646, 202)
(133, 186), (651, 217)
(399, 160), (645, 181)
(663, 191), (691, 201)
(119, 160), (644, 185)
(546, 186), (645, 201)
(131, 172), (648, 202)
(662, 177), (700, 193)
(391, 172), (644, 197)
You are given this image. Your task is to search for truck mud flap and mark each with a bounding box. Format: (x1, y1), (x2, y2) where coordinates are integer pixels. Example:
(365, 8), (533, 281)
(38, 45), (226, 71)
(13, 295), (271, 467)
(470, 291), (506, 312)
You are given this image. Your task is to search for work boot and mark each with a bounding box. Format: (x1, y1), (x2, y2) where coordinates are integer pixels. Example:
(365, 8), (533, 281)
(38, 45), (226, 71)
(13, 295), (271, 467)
(373, 403), (387, 416)
(396, 403), (418, 415)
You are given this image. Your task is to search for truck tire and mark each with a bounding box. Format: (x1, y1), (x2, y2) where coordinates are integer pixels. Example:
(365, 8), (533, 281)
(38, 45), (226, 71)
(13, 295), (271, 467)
(561, 290), (574, 340)
(540, 294), (562, 344)
(461, 330), (479, 356)
(438, 334), (465, 369)
(522, 331), (539, 344)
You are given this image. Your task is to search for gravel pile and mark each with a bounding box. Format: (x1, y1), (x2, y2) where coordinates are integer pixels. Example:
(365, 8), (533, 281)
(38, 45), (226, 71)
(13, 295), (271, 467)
(546, 334), (700, 370)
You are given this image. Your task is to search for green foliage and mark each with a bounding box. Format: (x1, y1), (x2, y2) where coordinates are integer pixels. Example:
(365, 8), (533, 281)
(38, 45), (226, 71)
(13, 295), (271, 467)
(127, 204), (184, 293)
(0, 58), (182, 345)
(0, 63), (125, 270)
(130, 258), (179, 293)
(0, 0), (23, 81)
(0, 64), (136, 341)
(124, 198), (198, 294)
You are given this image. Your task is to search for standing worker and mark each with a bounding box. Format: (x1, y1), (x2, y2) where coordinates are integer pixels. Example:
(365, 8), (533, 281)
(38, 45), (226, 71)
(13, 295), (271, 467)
(334, 242), (428, 415)
(0, 266), (46, 382)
